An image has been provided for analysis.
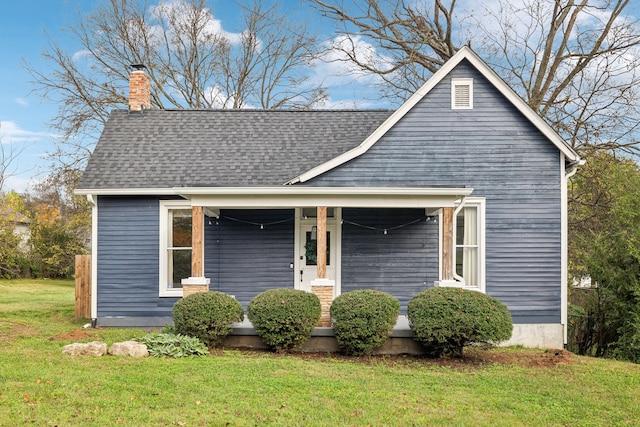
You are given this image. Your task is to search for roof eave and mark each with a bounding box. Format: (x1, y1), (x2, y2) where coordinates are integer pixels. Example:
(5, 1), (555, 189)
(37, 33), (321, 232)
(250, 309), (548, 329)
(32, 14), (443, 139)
(74, 186), (474, 209)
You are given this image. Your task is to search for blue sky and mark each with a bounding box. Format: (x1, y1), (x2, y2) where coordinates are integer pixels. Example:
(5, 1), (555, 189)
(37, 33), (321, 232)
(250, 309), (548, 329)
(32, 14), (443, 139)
(0, 0), (384, 193)
(0, 1), (100, 192)
(5, 1), (634, 194)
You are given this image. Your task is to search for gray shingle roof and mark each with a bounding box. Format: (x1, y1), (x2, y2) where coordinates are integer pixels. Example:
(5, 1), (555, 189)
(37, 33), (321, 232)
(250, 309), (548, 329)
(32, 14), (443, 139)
(77, 109), (393, 189)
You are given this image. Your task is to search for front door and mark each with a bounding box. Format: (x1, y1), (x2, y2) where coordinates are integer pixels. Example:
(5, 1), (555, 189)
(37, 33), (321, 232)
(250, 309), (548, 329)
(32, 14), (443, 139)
(298, 223), (337, 292)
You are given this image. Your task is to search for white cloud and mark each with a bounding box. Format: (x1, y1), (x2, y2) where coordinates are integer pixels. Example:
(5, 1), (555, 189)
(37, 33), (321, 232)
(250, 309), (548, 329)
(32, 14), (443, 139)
(15, 98), (29, 107)
(72, 49), (92, 62)
(3, 175), (32, 193)
(314, 95), (382, 110)
(312, 34), (391, 92)
(0, 121), (53, 144)
(150, 0), (245, 46)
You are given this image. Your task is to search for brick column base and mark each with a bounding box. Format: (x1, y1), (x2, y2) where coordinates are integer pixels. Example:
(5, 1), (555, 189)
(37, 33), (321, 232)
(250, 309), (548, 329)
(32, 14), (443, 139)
(181, 277), (210, 298)
(311, 279), (335, 327)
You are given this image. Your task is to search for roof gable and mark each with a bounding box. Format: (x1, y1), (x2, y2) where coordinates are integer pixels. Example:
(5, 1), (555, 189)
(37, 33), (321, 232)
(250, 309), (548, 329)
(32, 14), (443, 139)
(287, 46), (580, 184)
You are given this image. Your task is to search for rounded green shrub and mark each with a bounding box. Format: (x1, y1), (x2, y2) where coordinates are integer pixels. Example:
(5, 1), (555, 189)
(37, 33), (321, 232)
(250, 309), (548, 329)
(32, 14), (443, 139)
(330, 290), (400, 356)
(247, 288), (321, 352)
(407, 287), (512, 357)
(172, 291), (244, 348)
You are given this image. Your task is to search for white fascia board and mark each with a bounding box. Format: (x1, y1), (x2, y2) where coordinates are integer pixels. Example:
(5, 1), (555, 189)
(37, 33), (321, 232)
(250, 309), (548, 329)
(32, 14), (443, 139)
(75, 186), (473, 208)
(287, 47), (579, 185)
(74, 187), (181, 196)
(184, 186), (473, 209)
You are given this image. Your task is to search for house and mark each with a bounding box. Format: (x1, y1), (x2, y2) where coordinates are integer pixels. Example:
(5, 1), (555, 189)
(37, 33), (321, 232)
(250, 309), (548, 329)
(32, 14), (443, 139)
(75, 47), (582, 349)
(0, 205), (30, 252)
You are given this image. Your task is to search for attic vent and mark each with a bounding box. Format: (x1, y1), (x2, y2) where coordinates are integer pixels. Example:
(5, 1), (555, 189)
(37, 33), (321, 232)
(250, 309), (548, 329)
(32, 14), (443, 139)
(452, 78), (473, 109)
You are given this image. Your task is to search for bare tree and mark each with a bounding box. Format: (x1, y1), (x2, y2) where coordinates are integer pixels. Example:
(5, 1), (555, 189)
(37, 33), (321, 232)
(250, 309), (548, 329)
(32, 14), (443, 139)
(311, 0), (459, 102)
(0, 124), (24, 194)
(26, 0), (326, 169)
(468, 0), (640, 153)
(312, 0), (640, 154)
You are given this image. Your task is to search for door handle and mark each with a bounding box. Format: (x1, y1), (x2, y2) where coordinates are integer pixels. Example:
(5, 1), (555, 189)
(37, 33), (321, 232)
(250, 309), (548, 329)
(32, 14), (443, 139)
(300, 270), (303, 282)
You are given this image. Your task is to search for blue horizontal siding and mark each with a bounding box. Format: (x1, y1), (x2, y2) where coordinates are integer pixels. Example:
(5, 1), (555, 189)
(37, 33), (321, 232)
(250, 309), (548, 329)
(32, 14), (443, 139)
(205, 209), (295, 308)
(306, 59), (563, 324)
(98, 202), (294, 319)
(341, 208), (437, 314)
(97, 196), (180, 318)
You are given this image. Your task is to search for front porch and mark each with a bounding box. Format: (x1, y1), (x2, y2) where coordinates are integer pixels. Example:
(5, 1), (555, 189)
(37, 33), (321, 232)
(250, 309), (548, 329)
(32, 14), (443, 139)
(176, 186), (476, 311)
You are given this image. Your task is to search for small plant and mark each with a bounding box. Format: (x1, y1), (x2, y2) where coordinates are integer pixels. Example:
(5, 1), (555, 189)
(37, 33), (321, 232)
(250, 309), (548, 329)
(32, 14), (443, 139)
(407, 287), (513, 357)
(172, 291), (244, 348)
(161, 324), (176, 334)
(136, 333), (208, 358)
(330, 289), (400, 356)
(247, 288), (321, 352)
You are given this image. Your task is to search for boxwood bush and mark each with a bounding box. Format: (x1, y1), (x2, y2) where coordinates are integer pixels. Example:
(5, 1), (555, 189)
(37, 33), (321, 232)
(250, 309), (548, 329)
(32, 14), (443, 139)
(247, 288), (321, 352)
(330, 290), (400, 356)
(407, 287), (512, 357)
(172, 291), (244, 348)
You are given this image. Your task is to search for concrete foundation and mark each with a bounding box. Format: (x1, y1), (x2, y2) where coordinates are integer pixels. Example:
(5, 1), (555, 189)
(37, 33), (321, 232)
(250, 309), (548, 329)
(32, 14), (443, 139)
(97, 316), (565, 352)
(501, 324), (564, 349)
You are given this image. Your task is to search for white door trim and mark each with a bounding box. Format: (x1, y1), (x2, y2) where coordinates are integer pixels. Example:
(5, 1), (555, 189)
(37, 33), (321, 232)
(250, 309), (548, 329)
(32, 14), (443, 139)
(294, 208), (342, 296)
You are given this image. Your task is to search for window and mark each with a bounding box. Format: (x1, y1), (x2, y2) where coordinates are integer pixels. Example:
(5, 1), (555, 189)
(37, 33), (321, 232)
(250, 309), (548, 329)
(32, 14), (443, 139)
(441, 198), (485, 291)
(451, 78), (473, 109)
(160, 200), (192, 296)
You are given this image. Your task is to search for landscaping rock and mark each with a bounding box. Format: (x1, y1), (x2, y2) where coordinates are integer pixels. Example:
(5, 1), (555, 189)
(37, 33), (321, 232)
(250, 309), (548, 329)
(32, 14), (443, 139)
(108, 341), (149, 357)
(62, 341), (107, 356)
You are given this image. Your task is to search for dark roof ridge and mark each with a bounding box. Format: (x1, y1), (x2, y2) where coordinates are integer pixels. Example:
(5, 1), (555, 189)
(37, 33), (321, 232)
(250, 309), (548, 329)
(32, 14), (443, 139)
(113, 108), (394, 113)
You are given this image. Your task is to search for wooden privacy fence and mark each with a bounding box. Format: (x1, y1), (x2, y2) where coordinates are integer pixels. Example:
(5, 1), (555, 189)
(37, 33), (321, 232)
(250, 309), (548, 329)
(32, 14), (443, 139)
(75, 254), (91, 318)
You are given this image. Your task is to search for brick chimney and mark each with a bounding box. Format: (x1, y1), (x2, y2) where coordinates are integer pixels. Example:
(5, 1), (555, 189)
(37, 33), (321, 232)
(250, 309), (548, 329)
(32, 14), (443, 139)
(128, 65), (150, 111)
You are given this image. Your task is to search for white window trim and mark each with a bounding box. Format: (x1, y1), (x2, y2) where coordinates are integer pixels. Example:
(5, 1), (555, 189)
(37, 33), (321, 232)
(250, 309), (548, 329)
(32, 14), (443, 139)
(438, 197), (486, 292)
(451, 78), (473, 110)
(159, 199), (192, 297)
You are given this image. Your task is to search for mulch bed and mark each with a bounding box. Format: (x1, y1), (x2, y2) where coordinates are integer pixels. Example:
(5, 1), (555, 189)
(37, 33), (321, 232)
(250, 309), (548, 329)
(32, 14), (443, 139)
(49, 328), (97, 341)
(48, 328), (577, 369)
(220, 347), (577, 370)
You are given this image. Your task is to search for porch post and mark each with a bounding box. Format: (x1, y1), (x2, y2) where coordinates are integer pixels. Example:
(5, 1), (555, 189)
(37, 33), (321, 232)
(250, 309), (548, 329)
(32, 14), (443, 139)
(442, 207), (454, 281)
(311, 206), (333, 327)
(182, 206), (209, 297)
(192, 206), (204, 277)
(316, 206), (327, 279)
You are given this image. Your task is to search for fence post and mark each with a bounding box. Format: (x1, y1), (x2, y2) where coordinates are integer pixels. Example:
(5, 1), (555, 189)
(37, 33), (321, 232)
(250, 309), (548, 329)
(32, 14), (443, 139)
(75, 254), (92, 318)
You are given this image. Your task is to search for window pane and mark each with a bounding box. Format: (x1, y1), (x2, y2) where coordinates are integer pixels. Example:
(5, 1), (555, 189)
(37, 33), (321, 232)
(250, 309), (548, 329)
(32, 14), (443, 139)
(456, 205), (479, 286)
(169, 249), (191, 288)
(456, 207), (477, 245)
(456, 210), (465, 245)
(305, 231), (330, 266)
(456, 247), (478, 286)
(172, 209), (192, 247)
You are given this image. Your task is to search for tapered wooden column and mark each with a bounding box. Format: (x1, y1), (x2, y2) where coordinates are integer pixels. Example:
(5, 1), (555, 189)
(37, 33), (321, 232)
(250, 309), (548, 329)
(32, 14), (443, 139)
(317, 206), (327, 279)
(182, 205), (209, 298)
(192, 206), (204, 277)
(442, 207), (454, 281)
(312, 206), (332, 326)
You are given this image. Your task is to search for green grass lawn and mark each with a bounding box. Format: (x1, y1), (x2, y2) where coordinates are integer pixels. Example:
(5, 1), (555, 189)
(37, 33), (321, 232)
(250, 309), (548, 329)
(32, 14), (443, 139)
(1, 279), (639, 426)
